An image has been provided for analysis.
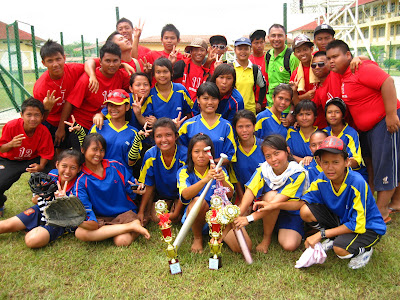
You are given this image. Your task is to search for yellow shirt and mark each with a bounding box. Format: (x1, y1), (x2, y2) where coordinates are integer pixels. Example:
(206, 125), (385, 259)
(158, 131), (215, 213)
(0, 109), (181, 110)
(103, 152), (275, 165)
(234, 60), (256, 114)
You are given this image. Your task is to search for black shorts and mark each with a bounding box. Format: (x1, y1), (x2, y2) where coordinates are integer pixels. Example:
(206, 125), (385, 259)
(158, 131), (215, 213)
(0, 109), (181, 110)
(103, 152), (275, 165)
(42, 121), (70, 149)
(305, 202), (381, 255)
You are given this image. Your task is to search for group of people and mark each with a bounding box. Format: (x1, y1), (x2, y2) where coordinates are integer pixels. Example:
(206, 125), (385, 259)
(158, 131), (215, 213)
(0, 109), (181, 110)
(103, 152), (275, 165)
(0, 18), (398, 270)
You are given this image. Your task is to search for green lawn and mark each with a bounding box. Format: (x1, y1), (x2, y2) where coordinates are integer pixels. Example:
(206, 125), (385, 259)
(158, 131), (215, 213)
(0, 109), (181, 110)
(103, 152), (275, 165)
(0, 173), (399, 299)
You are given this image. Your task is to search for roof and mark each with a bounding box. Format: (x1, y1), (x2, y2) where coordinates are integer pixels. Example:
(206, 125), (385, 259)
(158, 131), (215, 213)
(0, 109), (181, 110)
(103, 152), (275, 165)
(290, 20), (319, 33)
(0, 21), (45, 41)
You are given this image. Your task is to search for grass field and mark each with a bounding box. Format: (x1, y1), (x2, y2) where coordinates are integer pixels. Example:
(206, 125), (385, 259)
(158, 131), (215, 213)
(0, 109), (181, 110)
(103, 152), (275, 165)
(0, 173), (400, 299)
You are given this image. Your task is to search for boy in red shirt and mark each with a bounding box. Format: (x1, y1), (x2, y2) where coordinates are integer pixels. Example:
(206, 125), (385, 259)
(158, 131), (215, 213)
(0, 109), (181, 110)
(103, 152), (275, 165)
(249, 29), (268, 108)
(0, 98), (54, 216)
(290, 34), (318, 101)
(209, 35), (228, 75)
(33, 40), (84, 147)
(116, 17), (151, 61)
(173, 38), (212, 99)
(313, 24), (335, 52)
(58, 42), (130, 150)
(327, 40), (400, 222)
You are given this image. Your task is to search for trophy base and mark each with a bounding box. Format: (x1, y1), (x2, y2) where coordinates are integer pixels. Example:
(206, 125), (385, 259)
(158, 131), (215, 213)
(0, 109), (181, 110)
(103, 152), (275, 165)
(209, 257), (222, 270)
(169, 259), (182, 275)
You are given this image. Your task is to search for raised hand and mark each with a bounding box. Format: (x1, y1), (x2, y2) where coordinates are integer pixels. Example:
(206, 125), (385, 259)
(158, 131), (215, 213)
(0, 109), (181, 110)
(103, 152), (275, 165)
(43, 90), (61, 111)
(133, 19), (145, 38)
(128, 179), (146, 195)
(172, 111), (187, 129)
(132, 94), (145, 115)
(55, 181), (68, 197)
(8, 134), (25, 148)
(289, 74), (302, 92)
(140, 57), (152, 74)
(168, 46), (180, 65)
(64, 115), (81, 132)
(214, 54), (224, 68)
(138, 122), (152, 137)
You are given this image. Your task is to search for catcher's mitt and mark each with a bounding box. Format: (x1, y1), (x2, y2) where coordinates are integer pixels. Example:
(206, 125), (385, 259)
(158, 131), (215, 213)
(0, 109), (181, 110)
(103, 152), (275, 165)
(28, 172), (58, 198)
(44, 195), (86, 227)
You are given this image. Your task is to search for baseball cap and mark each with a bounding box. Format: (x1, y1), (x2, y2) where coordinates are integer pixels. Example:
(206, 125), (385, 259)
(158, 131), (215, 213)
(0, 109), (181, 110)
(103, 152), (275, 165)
(185, 38), (208, 53)
(209, 35), (227, 46)
(293, 34), (314, 49)
(325, 97), (347, 116)
(104, 89), (130, 105)
(234, 37), (251, 47)
(314, 136), (348, 157)
(314, 24), (335, 37)
(249, 29), (266, 42)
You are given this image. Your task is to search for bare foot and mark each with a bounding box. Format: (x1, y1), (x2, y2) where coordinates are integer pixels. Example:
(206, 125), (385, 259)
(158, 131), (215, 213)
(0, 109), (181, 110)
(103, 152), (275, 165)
(128, 220), (151, 239)
(191, 237), (203, 253)
(256, 237), (271, 254)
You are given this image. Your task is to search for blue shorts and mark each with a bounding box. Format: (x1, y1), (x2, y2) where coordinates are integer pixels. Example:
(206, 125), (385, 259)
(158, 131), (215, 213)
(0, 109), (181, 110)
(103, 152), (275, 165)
(182, 206), (209, 235)
(361, 108), (400, 191)
(275, 210), (304, 237)
(16, 205), (70, 242)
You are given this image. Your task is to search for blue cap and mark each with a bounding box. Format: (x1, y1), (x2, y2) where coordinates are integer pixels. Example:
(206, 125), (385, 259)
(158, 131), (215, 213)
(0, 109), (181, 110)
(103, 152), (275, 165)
(234, 37), (251, 47)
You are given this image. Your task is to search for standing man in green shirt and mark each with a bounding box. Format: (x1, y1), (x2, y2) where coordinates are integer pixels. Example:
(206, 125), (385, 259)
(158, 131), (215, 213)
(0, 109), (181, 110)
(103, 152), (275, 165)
(265, 24), (299, 116)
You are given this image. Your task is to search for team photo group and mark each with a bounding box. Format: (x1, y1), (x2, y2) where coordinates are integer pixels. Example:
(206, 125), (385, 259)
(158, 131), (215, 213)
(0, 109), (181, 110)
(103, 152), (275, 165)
(0, 16), (398, 271)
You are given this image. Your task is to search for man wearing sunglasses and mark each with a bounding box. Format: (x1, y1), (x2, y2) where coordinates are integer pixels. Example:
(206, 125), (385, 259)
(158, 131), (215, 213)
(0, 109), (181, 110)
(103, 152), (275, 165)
(209, 35), (228, 75)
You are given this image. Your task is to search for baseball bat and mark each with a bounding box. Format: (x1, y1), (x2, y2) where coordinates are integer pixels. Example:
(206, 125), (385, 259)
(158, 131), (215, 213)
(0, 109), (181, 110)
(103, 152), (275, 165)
(234, 229), (253, 264)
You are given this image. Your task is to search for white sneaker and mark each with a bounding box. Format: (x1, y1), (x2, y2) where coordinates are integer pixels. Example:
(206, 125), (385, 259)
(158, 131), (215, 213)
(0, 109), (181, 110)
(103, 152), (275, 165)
(348, 248), (373, 270)
(321, 239), (334, 252)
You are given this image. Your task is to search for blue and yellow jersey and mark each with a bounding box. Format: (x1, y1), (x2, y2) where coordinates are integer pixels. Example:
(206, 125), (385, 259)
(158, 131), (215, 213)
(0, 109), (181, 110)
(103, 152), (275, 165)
(302, 169), (386, 235)
(102, 93), (151, 130)
(75, 159), (138, 222)
(139, 145), (187, 199)
(177, 165), (233, 205)
(90, 120), (139, 172)
(245, 165), (306, 205)
(192, 88), (245, 124)
(178, 114), (237, 162)
(304, 158), (323, 183)
(142, 82), (193, 119)
(324, 124), (368, 181)
(286, 126), (317, 158)
(231, 137), (265, 189)
(255, 107), (287, 139)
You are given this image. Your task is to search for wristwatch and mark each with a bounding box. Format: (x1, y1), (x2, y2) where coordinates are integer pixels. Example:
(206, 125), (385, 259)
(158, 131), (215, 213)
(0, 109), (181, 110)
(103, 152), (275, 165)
(320, 228), (326, 239)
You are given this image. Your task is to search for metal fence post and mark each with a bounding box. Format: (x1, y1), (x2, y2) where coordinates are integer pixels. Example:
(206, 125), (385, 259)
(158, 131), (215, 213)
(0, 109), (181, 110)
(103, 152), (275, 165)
(81, 35), (85, 63)
(116, 7), (120, 21)
(31, 25), (39, 80)
(60, 32), (64, 47)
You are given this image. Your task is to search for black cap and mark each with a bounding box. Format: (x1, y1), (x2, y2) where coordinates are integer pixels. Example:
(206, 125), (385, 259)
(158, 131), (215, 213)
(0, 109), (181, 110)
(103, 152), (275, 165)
(325, 97), (346, 116)
(314, 24), (335, 37)
(209, 35), (227, 46)
(249, 29), (266, 42)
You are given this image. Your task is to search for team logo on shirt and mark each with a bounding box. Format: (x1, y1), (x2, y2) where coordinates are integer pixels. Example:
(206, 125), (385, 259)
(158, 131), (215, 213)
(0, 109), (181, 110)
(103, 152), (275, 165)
(279, 66), (284, 72)
(23, 208), (35, 216)
(176, 107), (182, 111)
(125, 141), (130, 146)
(341, 83), (347, 98)
(219, 137), (225, 141)
(383, 176), (389, 184)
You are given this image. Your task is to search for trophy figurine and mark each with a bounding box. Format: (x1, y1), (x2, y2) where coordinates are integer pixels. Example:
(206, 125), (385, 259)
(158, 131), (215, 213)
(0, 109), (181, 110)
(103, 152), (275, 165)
(155, 200), (181, 275)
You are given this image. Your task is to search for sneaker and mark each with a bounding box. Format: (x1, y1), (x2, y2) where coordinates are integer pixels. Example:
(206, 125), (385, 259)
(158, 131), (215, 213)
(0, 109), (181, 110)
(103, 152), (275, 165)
(321, 239), (334, 252)
(348, 248), (374, 270)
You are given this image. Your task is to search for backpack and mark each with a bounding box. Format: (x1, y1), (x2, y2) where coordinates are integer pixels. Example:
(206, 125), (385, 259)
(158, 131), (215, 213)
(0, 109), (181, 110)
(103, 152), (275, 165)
(265, 47), (293, 75)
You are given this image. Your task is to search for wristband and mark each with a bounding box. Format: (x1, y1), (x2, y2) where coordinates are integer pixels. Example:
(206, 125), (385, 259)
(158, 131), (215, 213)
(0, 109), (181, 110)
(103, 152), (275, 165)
(246, 214), (254, 223)
(320, 228), (326, 239)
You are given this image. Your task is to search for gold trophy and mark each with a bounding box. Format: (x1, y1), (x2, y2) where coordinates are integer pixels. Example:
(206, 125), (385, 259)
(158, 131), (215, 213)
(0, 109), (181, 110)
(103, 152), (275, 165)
(206, 194), (240, 270)
(155, 200), (181, 275)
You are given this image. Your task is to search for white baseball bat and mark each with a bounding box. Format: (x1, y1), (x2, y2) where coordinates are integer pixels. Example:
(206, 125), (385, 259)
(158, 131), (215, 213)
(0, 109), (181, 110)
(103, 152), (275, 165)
(173, 153), (228, 249)
(234, 229), (253, 264)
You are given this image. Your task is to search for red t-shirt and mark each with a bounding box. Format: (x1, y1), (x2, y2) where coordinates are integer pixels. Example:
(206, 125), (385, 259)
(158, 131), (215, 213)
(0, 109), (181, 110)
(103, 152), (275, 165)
(138, 45), (151, 60)
(340, 61), (400, 131)
(33, 63), (84, 127)
(67, 68), (130, 129)
(0, 118), (54, 161)
(312, 72), (342, 129)
(173, 58), (209, 100)
(143, 50), (184, 65)
(290, 65), (317, 96)
(249, 54), (268, 106)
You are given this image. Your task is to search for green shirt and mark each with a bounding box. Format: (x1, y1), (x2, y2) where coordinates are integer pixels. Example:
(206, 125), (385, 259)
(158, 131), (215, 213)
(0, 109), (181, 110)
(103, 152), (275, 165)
(266, 45), (299, 110)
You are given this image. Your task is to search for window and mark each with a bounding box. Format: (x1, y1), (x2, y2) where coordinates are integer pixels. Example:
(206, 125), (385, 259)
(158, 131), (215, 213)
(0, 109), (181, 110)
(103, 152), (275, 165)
(391, 25), (395, 36)
(391, 2), (396, 13)
(381, 4), (387, 15)
(373, 6), (378, 16)
(396, 47), (400, 60)
(363, 28), (369, 38)
(373, 27), (377, 37)
(365, 8), (370, 17)
(397, 24), (400, 35)
(379, 26), (385, 37)
(350, 31), (355, 39)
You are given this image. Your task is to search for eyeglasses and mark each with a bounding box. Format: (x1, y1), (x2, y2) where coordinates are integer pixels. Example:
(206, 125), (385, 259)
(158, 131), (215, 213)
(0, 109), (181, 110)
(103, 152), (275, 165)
(108, 91), (128, 99)
(212, 45), (226, 50)
(311, 62), (326, 69)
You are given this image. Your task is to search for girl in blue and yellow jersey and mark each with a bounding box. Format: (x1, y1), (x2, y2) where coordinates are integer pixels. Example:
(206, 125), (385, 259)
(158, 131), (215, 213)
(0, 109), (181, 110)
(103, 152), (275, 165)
(231, 110), (265, 201)
(177, 134), (250, 253)
(179, 82), (237, 164)
(234, 135), (307, 254)
(286, 100), (318, 163)
(255, 83), (292, 140)
(138, 118), (187, 225)
(74, 133), (150, 246)
(323, 97), (368, 182)
(143, 57), (193, 120)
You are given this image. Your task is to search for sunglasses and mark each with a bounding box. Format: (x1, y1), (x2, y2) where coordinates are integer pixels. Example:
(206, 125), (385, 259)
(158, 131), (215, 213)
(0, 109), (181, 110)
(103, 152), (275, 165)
(212, 45), (226, 50)
(108, 91), (128, 99)
(311, 62), (326, 69)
